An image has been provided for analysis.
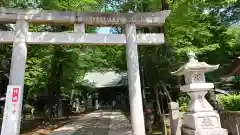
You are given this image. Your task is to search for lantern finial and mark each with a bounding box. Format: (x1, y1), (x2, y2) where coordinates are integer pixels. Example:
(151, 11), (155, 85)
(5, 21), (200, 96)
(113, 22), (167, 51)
(187, 52), (198, 62)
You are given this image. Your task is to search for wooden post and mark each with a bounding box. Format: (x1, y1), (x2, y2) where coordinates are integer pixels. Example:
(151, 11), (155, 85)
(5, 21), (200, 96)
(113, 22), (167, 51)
(168, 102), (181, 135)
(125, 22), (146, 135)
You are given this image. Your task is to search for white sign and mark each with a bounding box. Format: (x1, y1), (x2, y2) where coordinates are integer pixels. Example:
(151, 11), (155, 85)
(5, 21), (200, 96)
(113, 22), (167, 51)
(198, 117), (218, 129)
(1, 85), (22, 135)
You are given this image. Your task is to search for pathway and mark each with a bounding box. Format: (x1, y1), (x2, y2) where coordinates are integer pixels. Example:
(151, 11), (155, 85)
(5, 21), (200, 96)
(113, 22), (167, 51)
(48, 109), (132, 135)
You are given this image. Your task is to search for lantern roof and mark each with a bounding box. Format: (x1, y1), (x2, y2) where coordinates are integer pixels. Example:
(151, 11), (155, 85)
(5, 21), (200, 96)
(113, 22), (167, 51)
(171, 52), (219, 76)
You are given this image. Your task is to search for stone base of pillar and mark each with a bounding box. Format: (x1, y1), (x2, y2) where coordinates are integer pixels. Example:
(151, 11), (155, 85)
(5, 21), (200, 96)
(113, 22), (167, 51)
(182, 127), (228, 135)
(182, 111), (228, 135)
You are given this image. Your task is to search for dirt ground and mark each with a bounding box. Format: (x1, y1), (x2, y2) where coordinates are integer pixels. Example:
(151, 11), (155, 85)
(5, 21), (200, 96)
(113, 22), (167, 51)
(20, 113), (85, 135)
(0, 113), (85, 135)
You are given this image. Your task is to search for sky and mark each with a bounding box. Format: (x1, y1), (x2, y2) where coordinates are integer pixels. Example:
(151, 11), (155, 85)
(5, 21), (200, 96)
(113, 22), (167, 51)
(97, 27), (111, 33)
(97, 3), (115, 34)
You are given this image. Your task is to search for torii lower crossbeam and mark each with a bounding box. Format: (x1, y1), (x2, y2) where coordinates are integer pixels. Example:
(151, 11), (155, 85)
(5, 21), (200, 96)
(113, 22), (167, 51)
(0, 31), (165, 45)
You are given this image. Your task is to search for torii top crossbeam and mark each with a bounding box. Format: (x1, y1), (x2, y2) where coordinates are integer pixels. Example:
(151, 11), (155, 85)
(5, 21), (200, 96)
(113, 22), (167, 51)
(0, 7), (170, 45)
(0, 7), (170, 26)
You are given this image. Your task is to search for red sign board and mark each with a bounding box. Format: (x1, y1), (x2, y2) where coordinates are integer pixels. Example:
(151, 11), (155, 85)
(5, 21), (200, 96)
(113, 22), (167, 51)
(12, 88), (19, 103)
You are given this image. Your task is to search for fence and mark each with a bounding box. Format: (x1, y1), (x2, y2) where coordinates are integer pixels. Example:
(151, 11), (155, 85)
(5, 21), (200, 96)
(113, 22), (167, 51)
(220, 111), (240, 135)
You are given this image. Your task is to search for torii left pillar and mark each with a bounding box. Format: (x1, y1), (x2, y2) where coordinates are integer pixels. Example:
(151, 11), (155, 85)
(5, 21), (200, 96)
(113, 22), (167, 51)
(1, 20), (29, 135)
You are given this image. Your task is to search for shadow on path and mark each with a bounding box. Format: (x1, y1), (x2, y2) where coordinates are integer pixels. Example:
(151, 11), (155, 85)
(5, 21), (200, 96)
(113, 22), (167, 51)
(108, 111), (132, 135)
(72, 117), (110, 135)
(119, 106), (131, 121)
(49, 109), (132, 135)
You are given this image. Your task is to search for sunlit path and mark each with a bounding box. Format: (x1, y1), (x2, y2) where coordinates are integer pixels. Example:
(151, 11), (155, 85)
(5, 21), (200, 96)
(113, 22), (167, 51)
(48, 109), (132, 135)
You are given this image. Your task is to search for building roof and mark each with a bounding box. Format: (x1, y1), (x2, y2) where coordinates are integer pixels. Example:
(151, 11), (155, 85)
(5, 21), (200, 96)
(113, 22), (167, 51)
(214, 89), (230, 94)
(225, 57), (240, 76)
(83, 71), (127, 88)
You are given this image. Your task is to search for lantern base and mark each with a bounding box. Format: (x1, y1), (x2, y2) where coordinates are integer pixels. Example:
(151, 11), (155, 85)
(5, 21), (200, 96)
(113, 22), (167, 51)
(182, 111), (228, 135)
(183, 111), (221, 130)
(182, 127), (228, 135)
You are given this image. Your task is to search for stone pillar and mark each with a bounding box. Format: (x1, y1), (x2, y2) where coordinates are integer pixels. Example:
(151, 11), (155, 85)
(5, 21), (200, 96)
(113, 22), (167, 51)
(95, 99), (99, 110)
(87, 95), (92, 109)
(125, 23), (146, 135)
(171, 52), (228, 135)
(92, 92), (99, 110)
(76, 98), (80, 112)
(70, 90), (75, 105)
(74, 23), (85, 33)
(168, 102), (181, 135)
(1, 20), (29, 135)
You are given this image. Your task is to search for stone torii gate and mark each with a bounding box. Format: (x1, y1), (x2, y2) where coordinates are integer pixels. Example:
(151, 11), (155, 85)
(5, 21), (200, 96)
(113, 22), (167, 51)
(0, 7), (170, 135)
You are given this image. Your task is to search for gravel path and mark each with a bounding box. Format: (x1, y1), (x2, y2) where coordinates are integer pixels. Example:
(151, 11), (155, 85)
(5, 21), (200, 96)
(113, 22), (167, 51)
(49, 109), (132, 135)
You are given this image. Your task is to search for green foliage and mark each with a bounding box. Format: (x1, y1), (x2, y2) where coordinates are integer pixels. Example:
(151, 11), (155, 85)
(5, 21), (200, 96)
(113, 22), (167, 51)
(24, 104), (34, 113)
(40, 0), (104, 11)
(178, 93), (190, 112)
(219, 93), (240, 111)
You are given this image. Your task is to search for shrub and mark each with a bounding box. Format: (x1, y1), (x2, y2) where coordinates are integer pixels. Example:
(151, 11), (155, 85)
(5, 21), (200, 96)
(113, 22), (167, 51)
(219, 93), (240, 111)
(178, 93), (190, 112)
(24, 104), (34, 113)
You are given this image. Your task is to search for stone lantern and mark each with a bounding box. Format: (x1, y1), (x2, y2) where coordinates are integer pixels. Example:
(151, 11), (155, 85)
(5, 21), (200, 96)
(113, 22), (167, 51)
(171, 52), (228, 135)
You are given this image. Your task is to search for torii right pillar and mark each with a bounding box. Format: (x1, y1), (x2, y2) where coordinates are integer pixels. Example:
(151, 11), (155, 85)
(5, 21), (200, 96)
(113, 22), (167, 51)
(171, 52), (228, 135)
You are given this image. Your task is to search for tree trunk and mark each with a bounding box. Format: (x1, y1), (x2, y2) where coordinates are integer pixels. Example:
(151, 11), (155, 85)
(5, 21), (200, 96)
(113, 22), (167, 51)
(153, 87), (162, 123)
(206, 89), (223, 111)
(58, 102), (63, 117)
(139, 47), (147, 108)
(45, 102), (53, 120)
(177, 76), (181, 86)
(161, 0), (170, 10)
(83, 92), (88, 112)
(46, 77), (58, 120)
